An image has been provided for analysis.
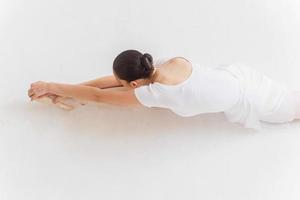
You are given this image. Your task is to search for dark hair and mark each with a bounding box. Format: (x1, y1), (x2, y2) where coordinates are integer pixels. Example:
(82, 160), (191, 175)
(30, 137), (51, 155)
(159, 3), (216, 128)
(113, 49), (154, 82)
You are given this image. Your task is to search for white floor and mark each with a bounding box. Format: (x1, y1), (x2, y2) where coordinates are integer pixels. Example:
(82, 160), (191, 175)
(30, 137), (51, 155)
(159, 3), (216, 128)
(1, 0), (300, 199)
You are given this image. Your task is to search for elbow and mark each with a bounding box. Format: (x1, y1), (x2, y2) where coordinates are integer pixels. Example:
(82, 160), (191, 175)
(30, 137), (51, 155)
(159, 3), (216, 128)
(92, 88), (103, 103)
(94, 92), (102, 103)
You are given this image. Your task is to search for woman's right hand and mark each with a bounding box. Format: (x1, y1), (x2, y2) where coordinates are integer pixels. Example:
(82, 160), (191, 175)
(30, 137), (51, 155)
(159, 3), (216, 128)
(50, 95), (69, 104)
(51, 95), (87, 106)
(37, 93), (69, 104)
(38, 93), (87, 107)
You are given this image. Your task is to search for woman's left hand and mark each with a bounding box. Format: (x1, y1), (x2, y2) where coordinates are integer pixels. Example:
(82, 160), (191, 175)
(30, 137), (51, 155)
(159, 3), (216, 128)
(28, 81), (50, 101)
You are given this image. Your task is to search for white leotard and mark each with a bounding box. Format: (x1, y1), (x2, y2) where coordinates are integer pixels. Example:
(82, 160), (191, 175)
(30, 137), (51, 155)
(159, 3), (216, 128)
(134, 57), (296, 131)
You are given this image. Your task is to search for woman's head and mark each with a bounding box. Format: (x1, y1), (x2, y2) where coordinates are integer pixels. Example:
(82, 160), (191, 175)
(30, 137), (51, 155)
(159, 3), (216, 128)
(113, 49), (155, 88)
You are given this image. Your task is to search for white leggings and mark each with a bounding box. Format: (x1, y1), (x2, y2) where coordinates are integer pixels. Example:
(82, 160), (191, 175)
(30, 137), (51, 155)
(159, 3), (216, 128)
(259, 89), (299, 123)
(291, 90), (300, 119)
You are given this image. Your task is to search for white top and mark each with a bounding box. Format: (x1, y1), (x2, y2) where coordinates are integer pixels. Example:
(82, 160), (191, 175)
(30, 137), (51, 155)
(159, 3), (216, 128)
(220, 63), (292, 131)
(134, 57), (294, 131)
(134, 57), (240, 118)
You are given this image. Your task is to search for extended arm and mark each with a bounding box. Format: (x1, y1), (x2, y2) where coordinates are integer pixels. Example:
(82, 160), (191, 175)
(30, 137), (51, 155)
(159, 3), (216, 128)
(46, 82), (140, 107)
(78, 74), (123, 89)
(29, 73), (141, 107)
(44, 74), (124, 104)
(48, 82), (100, 102)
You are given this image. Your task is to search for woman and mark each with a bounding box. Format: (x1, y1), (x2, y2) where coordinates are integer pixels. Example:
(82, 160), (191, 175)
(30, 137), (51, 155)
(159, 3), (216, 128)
(28, 49), (300, 130)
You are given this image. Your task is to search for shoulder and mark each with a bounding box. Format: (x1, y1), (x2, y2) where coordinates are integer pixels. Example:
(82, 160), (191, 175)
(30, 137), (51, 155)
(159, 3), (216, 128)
(155, 56), (191, 66)
(169, 56), (191, 64)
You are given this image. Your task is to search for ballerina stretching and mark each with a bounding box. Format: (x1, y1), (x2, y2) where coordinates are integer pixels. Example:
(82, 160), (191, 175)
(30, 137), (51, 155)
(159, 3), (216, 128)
(28, 49), (300, 130)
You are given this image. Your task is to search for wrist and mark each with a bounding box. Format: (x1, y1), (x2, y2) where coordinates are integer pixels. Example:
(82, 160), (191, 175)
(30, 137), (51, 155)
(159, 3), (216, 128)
(78, 82), (89, 86)
(47, 82), (54, 93)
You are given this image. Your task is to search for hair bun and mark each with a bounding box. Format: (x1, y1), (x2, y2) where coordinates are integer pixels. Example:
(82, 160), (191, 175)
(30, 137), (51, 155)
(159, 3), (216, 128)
(141, 53), (153, 71)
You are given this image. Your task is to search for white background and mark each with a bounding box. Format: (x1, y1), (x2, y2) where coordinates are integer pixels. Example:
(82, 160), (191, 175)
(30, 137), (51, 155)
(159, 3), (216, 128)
(1, 0), (300, 199)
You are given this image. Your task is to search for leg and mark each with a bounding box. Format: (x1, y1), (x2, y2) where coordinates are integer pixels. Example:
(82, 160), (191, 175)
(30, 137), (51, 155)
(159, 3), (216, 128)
(291, 90), (300, 119)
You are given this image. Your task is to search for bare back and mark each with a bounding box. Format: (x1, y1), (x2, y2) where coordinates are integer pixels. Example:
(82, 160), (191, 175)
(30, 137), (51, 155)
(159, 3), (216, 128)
(154, 57), (193, 86)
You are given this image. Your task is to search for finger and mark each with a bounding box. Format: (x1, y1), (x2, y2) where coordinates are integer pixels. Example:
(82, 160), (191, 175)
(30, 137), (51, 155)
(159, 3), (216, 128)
(48, 94), (58, 99)
(31, 93), (42, 101)
(44, 93), (57, 98)
(30, 83), (37, 89)
(31, 92), (45, 101)
(35, 93), (50, 99)
(29, 90), (36, 98)
(28, 88), (34, 95)
(30, 94), (37, 101)
(53, 96), (64, 104)
(51, 96), (59, 103)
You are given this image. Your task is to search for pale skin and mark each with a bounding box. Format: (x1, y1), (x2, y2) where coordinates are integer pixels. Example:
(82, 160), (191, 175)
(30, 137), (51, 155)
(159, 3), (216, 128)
(27, 57), (193, 108)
